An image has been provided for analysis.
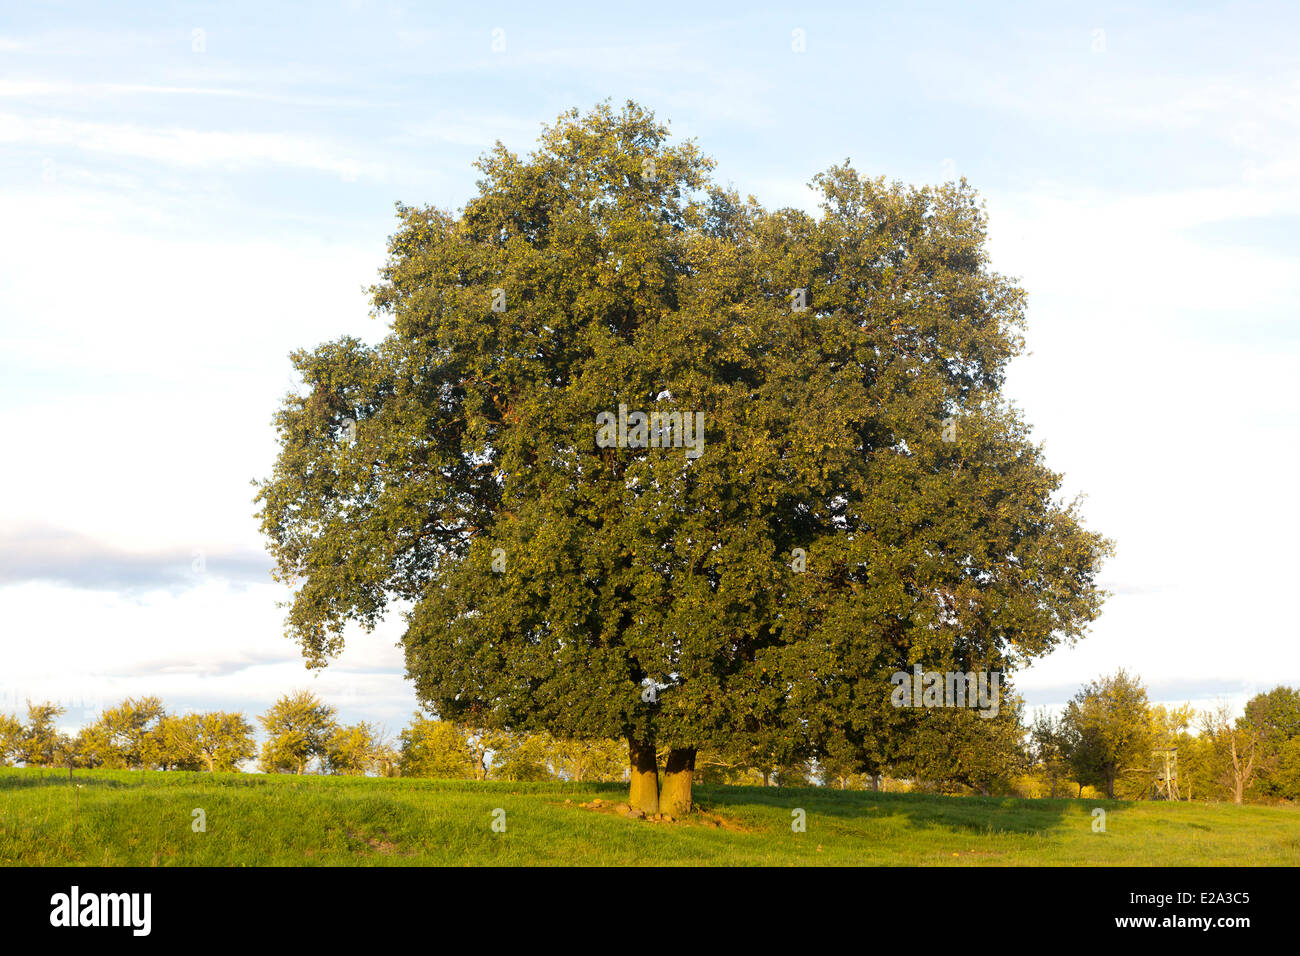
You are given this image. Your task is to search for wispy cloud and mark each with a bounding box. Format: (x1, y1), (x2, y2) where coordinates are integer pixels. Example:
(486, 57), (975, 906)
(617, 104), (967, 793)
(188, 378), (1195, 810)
(1020, 677), (1300, 713)
(0, 78), (383, 110)
(0, 112), (386, 180)
(0, 523), (273, 593)
(112, 650), (299, 679)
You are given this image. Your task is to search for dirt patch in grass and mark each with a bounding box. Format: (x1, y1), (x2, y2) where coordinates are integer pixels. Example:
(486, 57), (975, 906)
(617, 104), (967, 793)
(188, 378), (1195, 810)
(695, 810), (755, 833)
(559, 798), (752, 832)
(346, 828), (398, 854)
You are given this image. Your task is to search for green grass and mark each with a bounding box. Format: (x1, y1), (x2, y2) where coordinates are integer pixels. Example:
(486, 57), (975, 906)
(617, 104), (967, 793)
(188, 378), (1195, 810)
(2, 767), (1297, 866)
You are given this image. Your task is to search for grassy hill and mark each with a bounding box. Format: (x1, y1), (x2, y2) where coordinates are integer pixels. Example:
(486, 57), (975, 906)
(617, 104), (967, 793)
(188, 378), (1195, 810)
(2, 767), (1297, 866)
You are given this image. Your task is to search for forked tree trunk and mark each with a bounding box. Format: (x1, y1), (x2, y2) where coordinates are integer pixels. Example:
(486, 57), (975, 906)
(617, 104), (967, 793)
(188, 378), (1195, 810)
(628, 738), (659, 815)
(660, 747), (696, 816)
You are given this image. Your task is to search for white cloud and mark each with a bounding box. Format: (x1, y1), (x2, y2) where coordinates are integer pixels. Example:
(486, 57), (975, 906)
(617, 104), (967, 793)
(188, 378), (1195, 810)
(987, 173), (1300, 699)
(0, 78), (385, 112)
(0, 112), (387, 180)
(0, 580), (413, 733)
(0, 185), (381, 549)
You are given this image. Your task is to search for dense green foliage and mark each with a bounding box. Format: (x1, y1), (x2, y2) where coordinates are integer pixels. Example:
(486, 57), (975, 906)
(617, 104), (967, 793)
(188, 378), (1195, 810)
(253, 101), (1112, 798)
(1061, 670), (1152, 799)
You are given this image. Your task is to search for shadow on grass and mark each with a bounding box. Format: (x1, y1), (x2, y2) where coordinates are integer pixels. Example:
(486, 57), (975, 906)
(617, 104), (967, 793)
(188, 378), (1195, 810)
(688, 783), (1119, 837)
(0, 771), (137, 791)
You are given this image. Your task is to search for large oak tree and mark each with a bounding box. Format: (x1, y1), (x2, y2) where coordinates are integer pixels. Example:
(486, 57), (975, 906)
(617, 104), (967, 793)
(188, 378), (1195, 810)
(256, 101), (1111, 815)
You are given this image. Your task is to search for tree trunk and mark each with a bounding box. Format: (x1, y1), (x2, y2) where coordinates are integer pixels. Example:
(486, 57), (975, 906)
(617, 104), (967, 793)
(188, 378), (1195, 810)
(471, 736), (489, 780)
(627, 738), (659, 815)
(1230, 733), (1255, 805)
(660, 747), (696, 816)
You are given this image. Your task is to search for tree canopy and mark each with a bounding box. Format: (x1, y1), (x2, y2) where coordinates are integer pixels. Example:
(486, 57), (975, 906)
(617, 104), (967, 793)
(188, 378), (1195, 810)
(255, 100), (1112, 813)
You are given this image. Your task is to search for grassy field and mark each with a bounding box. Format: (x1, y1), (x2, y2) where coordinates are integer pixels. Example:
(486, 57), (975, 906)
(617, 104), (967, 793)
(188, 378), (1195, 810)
(2, 767), (1297, 866)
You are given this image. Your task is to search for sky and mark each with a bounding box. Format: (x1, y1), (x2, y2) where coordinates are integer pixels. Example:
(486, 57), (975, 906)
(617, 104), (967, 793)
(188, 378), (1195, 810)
(2, 0), (1298, 738)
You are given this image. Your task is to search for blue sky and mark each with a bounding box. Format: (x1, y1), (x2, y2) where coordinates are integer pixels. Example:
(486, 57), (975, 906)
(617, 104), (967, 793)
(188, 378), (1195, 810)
(2, 0), (1298, 735)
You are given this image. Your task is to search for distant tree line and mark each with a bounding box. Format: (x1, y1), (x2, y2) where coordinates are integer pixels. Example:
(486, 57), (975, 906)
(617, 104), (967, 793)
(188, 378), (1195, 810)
(0, 697), (258, 774)
(0, 692), (627, 780)
(1026, 673), (1300, 804)
(2, 678), (1297, 803)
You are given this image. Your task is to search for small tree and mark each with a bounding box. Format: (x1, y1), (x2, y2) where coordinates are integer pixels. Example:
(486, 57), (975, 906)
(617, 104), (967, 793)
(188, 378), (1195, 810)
(86, 696), (167, 770)
(148, 712), (256, 772)
(398, 715), (475, 778)
(147, 714), (204, 770)
(324, 722), (387, 775)
(195, 712), (257, 772)
(547, 737), (627, 783)
(1029, 710), (1072, 798)
(1200, 702), (1260, 805)
(1241, 686), (1300, 798)
(0, 713), (22, 766)
(52, 729), (98, 778)
(490, 731), (555, 782)
(1274, 736), (1300, 800)
(19, 700), (66, 767)
(258, 691), (337, 774)
(372, 732), (401, 778)
(1062, 670), (1152, 799)
(460, 726), (500, 782)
